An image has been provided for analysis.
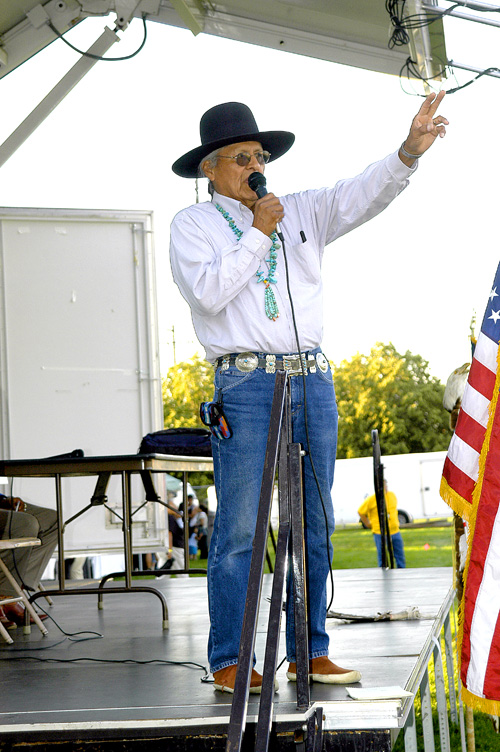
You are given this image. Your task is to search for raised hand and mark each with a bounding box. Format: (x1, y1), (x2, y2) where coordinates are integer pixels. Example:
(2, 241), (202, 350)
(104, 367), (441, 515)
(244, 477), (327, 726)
(400, 90), (448, 164)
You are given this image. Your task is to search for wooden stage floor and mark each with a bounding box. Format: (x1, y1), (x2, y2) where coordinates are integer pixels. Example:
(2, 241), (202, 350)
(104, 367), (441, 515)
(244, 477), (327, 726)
(0, 567), (454, 751)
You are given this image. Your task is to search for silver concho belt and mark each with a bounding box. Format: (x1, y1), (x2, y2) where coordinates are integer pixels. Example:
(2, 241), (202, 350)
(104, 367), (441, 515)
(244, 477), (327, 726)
(214, 351), (329, 376)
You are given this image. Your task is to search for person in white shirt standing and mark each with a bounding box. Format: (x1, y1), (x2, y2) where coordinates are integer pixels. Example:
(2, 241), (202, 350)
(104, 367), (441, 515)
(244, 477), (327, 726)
(169, 97), (448, 694)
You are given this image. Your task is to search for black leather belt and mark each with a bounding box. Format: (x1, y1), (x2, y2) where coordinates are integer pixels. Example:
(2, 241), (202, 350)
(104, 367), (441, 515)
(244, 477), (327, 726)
(214, 351), (329, 375)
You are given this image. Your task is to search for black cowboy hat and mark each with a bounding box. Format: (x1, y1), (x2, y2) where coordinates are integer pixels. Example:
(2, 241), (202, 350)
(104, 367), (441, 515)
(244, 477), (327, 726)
(172, 102), (295, 178)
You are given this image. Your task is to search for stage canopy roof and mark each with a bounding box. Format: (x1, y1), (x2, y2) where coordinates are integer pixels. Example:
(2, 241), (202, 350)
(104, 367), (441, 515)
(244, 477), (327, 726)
(0, 1), (447, 82)
(0, 1), (458, 169)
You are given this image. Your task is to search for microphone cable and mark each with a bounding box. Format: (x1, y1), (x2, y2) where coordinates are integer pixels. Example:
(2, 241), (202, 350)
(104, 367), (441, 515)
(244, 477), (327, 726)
(277, 227), (336, 613)
(248, 171), (336, 612)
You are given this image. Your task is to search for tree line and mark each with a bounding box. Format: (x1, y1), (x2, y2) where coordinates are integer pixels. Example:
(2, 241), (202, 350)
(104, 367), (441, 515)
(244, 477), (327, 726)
(162, 343), (450, 459)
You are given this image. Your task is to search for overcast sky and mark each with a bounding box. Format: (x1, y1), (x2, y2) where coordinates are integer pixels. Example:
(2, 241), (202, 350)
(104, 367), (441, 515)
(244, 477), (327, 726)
(0, 8), (498, 383)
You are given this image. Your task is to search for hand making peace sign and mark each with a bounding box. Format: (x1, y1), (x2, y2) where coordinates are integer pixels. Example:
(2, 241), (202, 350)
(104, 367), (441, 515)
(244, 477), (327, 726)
(399, 90), (448, 165)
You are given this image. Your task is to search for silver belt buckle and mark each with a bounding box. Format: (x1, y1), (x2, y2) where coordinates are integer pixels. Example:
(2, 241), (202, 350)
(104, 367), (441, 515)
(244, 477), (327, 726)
(265, 354), (276, 374)
(316, 352), (329, 373)
(283, 354), (306, 376)
(235, 352), (259, 372)
(308, 354), (317, 374)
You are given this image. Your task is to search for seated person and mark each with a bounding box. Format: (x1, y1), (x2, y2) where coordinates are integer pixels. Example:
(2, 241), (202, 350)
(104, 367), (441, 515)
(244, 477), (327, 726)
(0, 494), (58, 625)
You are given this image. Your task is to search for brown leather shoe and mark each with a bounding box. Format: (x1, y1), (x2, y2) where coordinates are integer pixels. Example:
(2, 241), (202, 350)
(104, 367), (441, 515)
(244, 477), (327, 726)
(0, 606), (16, 630)
(213, 665), (279, 694)
(287, 656), (361, 685)
(2, 601), (48, 626)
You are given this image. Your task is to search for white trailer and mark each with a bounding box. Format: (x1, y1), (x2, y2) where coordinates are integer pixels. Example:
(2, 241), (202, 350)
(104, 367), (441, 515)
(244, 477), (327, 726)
(332, 450), (451, 527)
(0, 207), (166, 562)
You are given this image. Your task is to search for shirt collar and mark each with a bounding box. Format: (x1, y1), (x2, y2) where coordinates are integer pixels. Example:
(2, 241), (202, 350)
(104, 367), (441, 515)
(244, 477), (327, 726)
(212, 191), (254, 223)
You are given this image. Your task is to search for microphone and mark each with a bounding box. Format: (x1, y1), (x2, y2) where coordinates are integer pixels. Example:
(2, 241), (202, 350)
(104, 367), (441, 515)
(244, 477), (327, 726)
(248, 171), (283, 237)
(248, 171), (268, 199)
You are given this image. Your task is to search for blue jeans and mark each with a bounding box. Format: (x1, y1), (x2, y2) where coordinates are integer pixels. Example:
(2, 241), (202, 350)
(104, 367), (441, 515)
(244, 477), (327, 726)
(373, 532), (406, 568)
(207, 350), (337, 673)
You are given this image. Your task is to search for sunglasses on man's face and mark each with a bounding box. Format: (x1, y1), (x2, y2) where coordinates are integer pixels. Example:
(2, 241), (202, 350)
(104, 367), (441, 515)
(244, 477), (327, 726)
(217, 151), (271, 167)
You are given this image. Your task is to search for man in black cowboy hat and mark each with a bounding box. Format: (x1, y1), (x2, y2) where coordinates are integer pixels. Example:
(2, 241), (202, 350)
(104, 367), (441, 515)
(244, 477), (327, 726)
(170, 96), (448, 693)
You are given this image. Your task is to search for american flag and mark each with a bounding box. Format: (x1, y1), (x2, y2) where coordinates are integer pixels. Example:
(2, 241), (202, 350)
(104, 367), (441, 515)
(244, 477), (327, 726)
(440, 264), (500, 521)
(440, 262), (500, 714)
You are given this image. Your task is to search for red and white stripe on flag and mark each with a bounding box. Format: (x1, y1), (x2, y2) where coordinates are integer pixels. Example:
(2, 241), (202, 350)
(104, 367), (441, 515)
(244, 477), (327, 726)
(440, 262), (500, 712)
(459, 362), (500, 714)
(441, 261), (500, 522)
(440, 331), (497, 521)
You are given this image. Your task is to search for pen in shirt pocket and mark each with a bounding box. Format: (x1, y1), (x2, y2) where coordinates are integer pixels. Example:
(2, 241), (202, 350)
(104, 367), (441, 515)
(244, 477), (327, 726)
(300, 231), (307, 243)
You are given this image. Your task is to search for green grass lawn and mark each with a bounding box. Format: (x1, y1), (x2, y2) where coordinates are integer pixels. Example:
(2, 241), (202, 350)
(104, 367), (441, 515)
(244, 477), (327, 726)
(332, 523), (455, 569)
(190, 523), (455, 574)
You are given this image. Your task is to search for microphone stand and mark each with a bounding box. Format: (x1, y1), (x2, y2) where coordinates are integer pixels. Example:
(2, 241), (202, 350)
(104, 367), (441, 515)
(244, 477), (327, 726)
(225, 371), (323, 752)
(372, 430), (395, 569)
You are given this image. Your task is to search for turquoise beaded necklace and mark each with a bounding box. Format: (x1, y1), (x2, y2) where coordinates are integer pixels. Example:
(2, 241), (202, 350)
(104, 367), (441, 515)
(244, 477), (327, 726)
(214, 203), (280, 321)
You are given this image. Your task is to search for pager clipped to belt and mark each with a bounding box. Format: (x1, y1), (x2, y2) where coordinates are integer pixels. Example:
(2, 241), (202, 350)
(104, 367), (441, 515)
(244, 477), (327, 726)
(200, 400), (233, 440)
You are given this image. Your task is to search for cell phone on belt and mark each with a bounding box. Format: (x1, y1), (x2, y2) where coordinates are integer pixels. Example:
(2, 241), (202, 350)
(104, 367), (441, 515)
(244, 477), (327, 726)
(200, 401), (233, 440)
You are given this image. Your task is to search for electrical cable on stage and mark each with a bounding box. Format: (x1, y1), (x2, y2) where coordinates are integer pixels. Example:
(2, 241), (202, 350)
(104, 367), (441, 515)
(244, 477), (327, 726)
(32, 600), (104, 642)
(0, 651), (210, 679)
(0, 606), (210, 679)
(0, 599), (103, 646)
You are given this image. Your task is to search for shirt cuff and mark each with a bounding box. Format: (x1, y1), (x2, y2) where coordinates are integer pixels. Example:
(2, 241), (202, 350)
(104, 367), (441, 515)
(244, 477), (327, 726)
(388, 149), (419, 178)
(241, 226), (273, 258)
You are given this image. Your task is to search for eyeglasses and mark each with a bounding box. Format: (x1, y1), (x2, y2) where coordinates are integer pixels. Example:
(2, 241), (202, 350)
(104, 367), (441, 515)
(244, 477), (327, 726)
(217, 151), (271, 167)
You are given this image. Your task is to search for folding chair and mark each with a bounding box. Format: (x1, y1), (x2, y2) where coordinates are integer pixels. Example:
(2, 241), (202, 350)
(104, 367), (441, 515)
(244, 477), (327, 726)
(0, 538), (49, 644)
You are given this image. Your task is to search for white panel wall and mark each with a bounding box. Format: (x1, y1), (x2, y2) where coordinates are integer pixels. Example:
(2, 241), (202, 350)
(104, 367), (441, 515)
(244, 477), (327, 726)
(0, 208), (165, 554)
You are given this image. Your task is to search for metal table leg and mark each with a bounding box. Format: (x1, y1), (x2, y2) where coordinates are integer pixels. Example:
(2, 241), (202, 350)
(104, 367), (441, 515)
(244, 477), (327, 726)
(30, 469), (170, 630)
(55, 473), (65, 591)
(122, 471), (133, 589)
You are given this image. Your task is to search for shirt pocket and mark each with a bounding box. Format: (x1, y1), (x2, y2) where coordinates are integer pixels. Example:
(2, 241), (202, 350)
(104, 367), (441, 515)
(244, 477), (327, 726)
(287, 240), (321, 286)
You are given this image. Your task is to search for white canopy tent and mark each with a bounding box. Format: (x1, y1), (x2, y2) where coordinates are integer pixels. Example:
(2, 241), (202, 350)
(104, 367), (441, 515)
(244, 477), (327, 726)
(0, 0), (451, 168)
(2, 1), (500, 174)
(3, 2), (500, 167)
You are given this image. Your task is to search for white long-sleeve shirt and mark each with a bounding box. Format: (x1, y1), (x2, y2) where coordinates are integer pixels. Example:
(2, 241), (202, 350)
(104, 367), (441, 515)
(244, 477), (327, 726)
(169, 150), (416, 362)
